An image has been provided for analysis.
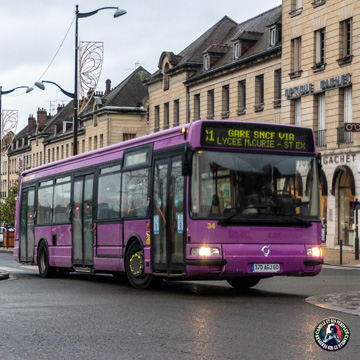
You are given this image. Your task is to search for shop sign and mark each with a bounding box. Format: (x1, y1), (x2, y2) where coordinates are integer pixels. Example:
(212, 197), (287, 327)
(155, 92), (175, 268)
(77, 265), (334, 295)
(285, 73), (352, 99)
(322, 154), (356, 165)
(344, 123), (360, 132)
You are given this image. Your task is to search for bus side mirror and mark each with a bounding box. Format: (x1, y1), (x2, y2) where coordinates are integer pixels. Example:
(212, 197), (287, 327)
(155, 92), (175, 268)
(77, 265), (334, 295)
(182, 146), (192, 176)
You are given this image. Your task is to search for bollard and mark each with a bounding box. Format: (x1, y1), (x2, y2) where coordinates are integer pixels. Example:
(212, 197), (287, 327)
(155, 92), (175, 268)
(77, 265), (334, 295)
(340, 239), (343, 265)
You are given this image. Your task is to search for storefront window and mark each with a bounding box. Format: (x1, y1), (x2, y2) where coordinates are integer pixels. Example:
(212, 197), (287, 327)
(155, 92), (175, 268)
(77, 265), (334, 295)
(338, 171), (354, 245)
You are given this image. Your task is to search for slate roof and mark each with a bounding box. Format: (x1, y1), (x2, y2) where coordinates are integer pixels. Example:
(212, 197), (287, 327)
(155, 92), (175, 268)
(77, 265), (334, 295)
(81, 66), (150, 117)
(41, 101), (75, 142)
(149, 5), (282, 82)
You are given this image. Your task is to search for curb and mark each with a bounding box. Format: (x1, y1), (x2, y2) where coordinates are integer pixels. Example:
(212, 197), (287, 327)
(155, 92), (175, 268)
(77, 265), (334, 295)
(0, 272), (10, 281)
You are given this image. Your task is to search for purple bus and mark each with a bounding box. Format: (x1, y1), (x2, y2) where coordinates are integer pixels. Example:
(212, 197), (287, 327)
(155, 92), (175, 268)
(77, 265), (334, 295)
(14, 120), (323, 289)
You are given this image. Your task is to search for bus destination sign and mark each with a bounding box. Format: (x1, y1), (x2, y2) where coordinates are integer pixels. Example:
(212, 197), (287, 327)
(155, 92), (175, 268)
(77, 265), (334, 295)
(200, 122), (315, 152)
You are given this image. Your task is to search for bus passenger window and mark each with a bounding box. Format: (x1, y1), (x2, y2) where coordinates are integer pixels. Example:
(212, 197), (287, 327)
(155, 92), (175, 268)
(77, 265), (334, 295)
(97, 172), (121, 220)
(38, 186), (54, 225)
(122, 169), (149, 218)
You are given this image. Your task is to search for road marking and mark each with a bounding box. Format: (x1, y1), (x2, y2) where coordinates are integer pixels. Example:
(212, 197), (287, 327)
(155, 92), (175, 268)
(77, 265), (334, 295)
(0, 266), (37, 273)
(323, 264), (360, 270)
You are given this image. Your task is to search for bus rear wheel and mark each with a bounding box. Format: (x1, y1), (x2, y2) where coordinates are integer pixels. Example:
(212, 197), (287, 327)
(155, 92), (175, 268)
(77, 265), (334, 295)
(38, 241), (56, 278)
(227, 277), (261, 290)
(125, 241), (160, 289)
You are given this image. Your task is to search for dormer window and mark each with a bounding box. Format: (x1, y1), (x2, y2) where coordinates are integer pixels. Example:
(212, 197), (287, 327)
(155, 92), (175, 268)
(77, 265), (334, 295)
(163, 62), (170, 90)
(203, 54), (210, 71)
(233, 41), (240, 59)
(269, 24), (281, 47)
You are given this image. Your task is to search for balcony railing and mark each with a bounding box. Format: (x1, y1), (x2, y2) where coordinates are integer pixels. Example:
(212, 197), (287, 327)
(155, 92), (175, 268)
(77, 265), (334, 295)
(314, 129), (326, 147)
(337, 126), (352, 145)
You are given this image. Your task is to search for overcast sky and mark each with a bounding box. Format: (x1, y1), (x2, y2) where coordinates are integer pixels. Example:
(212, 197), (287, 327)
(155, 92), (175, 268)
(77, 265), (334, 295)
(0, 0), (281, 133)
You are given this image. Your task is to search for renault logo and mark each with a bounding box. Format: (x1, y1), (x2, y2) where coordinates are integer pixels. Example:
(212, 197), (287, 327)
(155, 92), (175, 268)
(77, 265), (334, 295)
(261, 246), (270, 257)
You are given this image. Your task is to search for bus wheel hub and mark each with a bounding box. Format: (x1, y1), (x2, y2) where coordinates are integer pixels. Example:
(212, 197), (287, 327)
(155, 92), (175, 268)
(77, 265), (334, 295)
(130, 252), (144, 277)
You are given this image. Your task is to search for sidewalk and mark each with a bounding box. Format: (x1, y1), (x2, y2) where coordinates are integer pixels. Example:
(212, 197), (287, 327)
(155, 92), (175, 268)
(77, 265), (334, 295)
(323, 247), (360, 267)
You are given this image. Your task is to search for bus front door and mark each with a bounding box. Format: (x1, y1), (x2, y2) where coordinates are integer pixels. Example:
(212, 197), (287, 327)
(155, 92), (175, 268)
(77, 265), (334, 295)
(72, 174), (94, 267)
(152, 155), (185, 275)
(20, 187), (35, 262)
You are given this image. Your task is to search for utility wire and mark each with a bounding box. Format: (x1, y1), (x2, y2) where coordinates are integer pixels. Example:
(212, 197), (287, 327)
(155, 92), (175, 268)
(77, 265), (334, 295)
(37, 15), (75, 81)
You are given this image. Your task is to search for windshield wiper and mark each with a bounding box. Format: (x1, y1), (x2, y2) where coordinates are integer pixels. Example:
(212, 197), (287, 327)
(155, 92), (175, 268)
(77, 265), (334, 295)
(218, 207), (313, 227)
(273, 213), (312, 227)
(218, 205), (273, 226)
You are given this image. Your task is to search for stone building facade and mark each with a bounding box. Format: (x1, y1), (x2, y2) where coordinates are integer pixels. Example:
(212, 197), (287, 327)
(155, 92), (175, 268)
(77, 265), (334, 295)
(282, 0), (360, 248)
(2, 67), (150, 198)
(147, 6), (283, 132)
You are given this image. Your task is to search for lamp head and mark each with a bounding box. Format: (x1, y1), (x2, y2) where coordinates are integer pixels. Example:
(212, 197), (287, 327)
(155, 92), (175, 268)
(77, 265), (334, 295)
(26, 87), (34, 94)
(113, 8), (127, 18)
(35, 81), (45, 90)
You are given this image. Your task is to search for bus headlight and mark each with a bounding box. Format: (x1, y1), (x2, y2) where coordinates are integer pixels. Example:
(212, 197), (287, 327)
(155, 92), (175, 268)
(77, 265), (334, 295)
(307, 247), (323, 257)
(191, 247), (220, 256)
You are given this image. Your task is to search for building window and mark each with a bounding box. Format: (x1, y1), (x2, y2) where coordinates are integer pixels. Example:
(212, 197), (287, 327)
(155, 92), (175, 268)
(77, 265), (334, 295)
(274, 69), (281, 107)
(94, 136), (98, 150)
(290, 37), (302, 78)
(164, 102), (169, 129)
(173, 99), (180, 126)
(315, 93), (326, 147)
(294, 98), (301, 126)
(255, 75), (264, 112)
(289, 0), (303, 16)
(194, 94), (200, 121)
(154, 105), (160, 132)
(237, 80), (246, 115)
(207, 90), (214, 119)
(338, 18), (353, 64)
(123, 133), (136, 141)
(203, 54), (210, 71)
(233, 41), (240, 59)
(312, 0), (326, 8)
(313, 28), (325, 71)
(269, 25), (280, 47)
(88, 137), (92, 151)
(338, 87), (352, 144)
(100, 134), (103, 148)
(222, 85), (230, 118)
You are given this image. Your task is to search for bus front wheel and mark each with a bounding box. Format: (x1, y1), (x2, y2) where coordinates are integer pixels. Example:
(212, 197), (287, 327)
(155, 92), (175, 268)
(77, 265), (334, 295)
(227, 277), (261, 290)
(125, 241), (160, 289)
(38, 241), (56, 278)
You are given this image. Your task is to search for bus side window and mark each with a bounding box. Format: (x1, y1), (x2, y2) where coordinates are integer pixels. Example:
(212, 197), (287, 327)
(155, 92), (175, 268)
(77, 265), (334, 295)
(122, 168), (149, 218)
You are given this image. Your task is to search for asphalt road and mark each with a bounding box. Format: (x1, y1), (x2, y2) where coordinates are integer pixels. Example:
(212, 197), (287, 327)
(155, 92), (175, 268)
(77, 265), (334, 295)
(0, 252), (359, 360)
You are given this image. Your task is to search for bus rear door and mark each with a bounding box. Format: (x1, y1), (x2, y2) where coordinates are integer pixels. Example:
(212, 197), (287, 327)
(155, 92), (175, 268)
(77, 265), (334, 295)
(72, 174), (95, 267)
(152, 154), (185, 275)
(20, 187), (36, 262)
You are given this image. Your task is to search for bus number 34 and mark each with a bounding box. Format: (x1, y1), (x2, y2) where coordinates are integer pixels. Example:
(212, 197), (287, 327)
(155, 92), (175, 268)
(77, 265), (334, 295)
(207, 223), (215, 229)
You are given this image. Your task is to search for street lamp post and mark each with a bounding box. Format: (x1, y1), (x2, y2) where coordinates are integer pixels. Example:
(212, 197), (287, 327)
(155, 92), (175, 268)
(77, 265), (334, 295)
(72, 5), (126, 156)
(0, 85), (33, 204)
(35, 6), (126, 157)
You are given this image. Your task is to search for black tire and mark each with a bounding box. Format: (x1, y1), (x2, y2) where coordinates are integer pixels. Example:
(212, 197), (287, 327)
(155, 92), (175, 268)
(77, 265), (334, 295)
(227, 277), (261, 290)
(125, 241), (161, 289)
(38, 241), (56, 278)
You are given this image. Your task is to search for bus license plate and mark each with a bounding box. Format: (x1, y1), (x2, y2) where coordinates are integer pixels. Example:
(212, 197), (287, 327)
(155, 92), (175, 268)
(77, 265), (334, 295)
(251, 263), (280, 273)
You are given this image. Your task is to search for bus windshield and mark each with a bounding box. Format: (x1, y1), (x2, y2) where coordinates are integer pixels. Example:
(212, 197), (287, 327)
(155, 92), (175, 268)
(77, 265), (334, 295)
(190, 150), (320, 224)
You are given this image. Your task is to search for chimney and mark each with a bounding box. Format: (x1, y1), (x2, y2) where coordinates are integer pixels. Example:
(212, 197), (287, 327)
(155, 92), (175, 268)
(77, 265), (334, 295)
(105, 79), (111, 95)
(37, 108), (47, 125)
(57, 104), (63, 113)
(28, 114), (36, 133)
